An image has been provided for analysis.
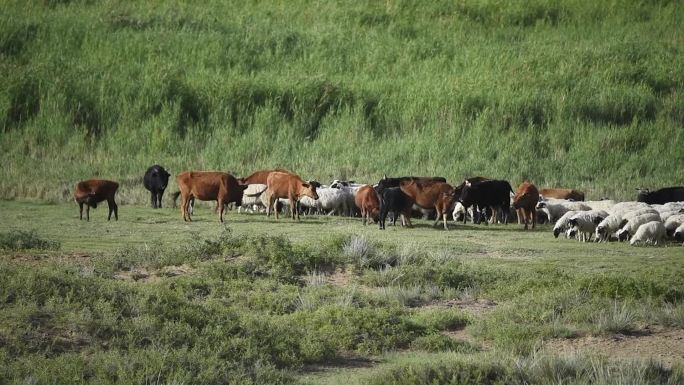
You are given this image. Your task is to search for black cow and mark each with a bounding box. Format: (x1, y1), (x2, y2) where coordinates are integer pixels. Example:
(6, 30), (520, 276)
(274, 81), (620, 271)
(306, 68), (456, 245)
(637, 187), (684, 204)
(459, 180), (514, 225)
(378, 187), (415, 230)
(376, 175), (447, 193)
(143, 165), (170, 208)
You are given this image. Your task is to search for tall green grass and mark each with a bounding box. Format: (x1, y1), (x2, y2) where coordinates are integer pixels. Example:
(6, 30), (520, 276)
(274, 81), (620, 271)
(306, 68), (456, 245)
(1, 0), (683, 203)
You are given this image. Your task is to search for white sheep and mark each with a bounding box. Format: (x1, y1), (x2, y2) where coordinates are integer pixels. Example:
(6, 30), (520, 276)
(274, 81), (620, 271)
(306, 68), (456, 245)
(238, 184), (268, 213)
(630, 221), (666, 246)
(537, 199), (591, 223)
(553, 210), (579, 238)
(584, 200), (617, 213)
(567, 210), (609, 242)
(660, 210), (683, 222)
(619, 207), (660, 227)
(608, 201), (650, 216)
(616, 212), (662, 242)
(302, 187), (352, 215)
(664, 214), (684, 237)
(673, 222), (684, 242)
(595, 214), (624, 242)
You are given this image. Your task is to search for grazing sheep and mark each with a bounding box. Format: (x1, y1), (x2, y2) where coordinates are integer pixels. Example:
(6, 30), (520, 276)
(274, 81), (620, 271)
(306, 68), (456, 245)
(673, 223), (684, 242)
(300, 187), (352, 216)
(660, 210), (682, 222)
(567, 210), (609, 242)
(616, 212), (662, 242)
(584, 200), (617, 213)
(608, 201), (650, 217)
(664, 214), (684, 237)
(595, 214), (625, 242)
(619, 208), (660, 228)
(553, 210), (579, 238)
(537, 199), (591, 223)
(630, 221), (666, 246)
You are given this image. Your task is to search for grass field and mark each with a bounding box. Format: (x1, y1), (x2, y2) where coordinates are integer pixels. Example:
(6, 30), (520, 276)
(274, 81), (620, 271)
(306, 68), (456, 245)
(1, 0), (684, 203)
(1, 201), (684, 384)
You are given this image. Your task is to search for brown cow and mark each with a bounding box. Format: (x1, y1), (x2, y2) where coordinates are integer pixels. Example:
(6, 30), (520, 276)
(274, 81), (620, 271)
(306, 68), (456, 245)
(540, 188), (585, 201)
(74, 179), (119, 221)
(513, 182), (540, 230)
(400, 180), (456, 230)
(238, 168), (291, 185)
(176, 171), (247, 223)
(264, 171), (318, 220)
(355, 185), (380, 225)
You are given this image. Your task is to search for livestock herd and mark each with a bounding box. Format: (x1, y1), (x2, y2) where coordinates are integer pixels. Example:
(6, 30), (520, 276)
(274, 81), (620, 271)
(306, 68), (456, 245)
(73, 165), (684, 246)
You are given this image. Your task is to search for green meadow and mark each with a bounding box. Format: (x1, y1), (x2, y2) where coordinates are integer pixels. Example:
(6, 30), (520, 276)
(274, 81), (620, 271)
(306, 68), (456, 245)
(2, 0), (684, 383)
(1, 202), (684, 384)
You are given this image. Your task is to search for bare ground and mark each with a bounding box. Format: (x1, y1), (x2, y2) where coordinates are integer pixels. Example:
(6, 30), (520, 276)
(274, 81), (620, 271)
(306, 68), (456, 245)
(544, 328), (684, 368)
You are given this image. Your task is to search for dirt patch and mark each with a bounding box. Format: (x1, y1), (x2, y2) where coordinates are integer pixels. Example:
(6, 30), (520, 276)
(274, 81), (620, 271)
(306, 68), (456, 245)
(114, 264), (195, 282)
(327, 268), (353, 286)
(443, 298), (498, 317)
(442, 329), (492, 351)
(544, 328), (684, 368)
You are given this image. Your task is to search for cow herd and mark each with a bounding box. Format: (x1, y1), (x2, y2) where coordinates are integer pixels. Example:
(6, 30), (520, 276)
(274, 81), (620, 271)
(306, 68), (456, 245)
(73, 166), (684, 246)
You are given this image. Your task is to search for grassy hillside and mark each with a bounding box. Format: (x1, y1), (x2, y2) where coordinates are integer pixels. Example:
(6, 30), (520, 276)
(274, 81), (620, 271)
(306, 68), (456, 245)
(1, 0), (683, 203)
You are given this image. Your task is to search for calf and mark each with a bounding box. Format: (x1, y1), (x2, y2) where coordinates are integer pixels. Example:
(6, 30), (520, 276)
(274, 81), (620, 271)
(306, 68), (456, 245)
(264, 171), (319, 220)
(176, 171), (247, 223)
(378, 187), (414, 230)
(512, 181), (540, 230)
(540, 188), (585, 201)
(459, 180), (513, 225)
(636, 187), (684, 204)
(74, 179), (119, 221)
(354, 185), (380, 225)
(400, 180), (456, 230)
(143, 165), (170, 209)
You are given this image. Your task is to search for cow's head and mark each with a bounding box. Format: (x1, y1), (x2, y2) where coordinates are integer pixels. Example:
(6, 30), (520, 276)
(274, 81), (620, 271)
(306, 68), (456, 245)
(302, 181), (319, 200)
(636, 188), (649, 202)
(151, 166), (170, 190)
(458, 184), (474, 207)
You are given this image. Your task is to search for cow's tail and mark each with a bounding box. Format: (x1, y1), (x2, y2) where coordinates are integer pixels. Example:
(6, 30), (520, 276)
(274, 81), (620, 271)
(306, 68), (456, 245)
(171, 191), (181, 208)
(246, 187), (267, 198)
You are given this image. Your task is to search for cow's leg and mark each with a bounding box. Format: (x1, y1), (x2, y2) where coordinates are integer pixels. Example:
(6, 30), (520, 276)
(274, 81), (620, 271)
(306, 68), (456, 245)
(151, 191), (156, 208)
(79, 201), (84, 220)
(158, 190), (164, 209)
(531, 208), (536, 229)
(443, 210), (448, 230)
(432, 206), (441, 228)
(218, 197), (225, 223)
(404, 214), (413, 228)
(85, 204), (90, 221)
(107, 198), (118, 221)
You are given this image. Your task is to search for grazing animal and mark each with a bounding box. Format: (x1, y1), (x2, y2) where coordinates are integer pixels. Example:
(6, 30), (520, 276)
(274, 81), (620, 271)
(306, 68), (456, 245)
(512, 182), (540, 230)
(630, 221), (666, 246)
(143, 165), (170, 209)
(300, 186), (351, 216)
(536, 199), (591, 223)
(238, 184), (268, 213)
(459, 180), (513, 225)
(552, 210), (579, 238)
(263, 171), (319, 220)
(636, 187), (684, 205)
(176, 171), (247, 223)
(566, 210), (608, 242)
(616, 212), (662, 242)
(595, 214), (625, 242)
(74, 179), (119, 221)
(539, 188), (585, 201)
(674, 223), (684, 242)
(378, 187), (414, 230)
(355, 185), (381, 225)
(400, 179), (456, 230)
(584, 200), (617, 213)
(376, 175), (447, 194)
(664, 214), (684, 237)
(238, 168), (291, 185)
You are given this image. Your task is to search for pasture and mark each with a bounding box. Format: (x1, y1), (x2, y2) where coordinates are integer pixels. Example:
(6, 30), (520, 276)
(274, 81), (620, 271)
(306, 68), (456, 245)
(1, 200), (683, 384)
